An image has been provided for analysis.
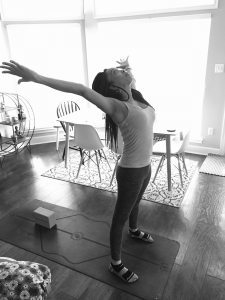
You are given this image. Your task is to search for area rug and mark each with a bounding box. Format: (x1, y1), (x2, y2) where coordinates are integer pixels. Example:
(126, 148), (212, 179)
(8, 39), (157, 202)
(42, 149), (198, 208)
(0, 200), (180, 300)
(199, 153), (225, 176)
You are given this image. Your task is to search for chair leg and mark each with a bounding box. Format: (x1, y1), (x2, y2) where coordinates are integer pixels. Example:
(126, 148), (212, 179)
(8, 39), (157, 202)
(95, 151), (101, 182)
(109, 156), (120, 186)
(62, 146), (65, 160)
(56, 127), (59, 151)
(101, 149), (112, 171)
(152, 155), (165, 183)
(78, 148), (84, 165)
(181, 152), (188, 175)
(177, 154), (183, 187)
(159, 155), (166, 173)
(76, 151), (84, 178)
(88, 151), (91, 167)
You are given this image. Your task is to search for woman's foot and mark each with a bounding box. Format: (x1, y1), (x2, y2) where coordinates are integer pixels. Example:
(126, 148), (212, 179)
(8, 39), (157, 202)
(128, 228), (154, 243)
(109, 262), (138, 283)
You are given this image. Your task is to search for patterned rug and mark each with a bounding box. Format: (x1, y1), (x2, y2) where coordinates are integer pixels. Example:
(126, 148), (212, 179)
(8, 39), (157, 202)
(199, 153), (225, 176)
(42, 148), (198, 208)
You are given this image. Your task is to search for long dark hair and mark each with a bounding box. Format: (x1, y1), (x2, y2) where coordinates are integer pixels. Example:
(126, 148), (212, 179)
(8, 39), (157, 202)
(92, 70), (152, 148)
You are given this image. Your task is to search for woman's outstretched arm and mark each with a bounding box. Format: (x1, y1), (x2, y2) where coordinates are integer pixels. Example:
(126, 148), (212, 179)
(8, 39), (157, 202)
(0, 60), (116, 116)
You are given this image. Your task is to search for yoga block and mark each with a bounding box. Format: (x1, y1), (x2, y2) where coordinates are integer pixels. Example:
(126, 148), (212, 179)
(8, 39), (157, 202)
(33, 207), (56, 229)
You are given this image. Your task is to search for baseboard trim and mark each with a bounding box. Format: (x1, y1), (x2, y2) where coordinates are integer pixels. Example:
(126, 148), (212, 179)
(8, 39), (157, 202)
(186, 144), (221, 156)
(30, 127), (66, 146)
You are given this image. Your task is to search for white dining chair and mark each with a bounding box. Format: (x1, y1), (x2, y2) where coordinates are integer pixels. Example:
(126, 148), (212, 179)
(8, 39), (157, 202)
(74, 124), (111, 182)
(152, 129), (191, 187)
(56, 100), (81, 159)
(109, 129), (123, 186)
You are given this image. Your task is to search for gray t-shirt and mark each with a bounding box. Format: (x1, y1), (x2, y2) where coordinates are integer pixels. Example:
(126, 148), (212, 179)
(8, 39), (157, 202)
(118, 101), (155, 168)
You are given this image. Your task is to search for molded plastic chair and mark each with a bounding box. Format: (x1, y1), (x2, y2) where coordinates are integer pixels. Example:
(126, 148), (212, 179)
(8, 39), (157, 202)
(109, 129), (123, 186)
(152, 129), (191, 187)
(74, 124), (111, 182)
(56, 100), (81, 160)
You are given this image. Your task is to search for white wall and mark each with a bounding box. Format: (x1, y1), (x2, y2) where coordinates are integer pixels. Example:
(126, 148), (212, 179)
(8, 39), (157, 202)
(200, 0), (225, 153)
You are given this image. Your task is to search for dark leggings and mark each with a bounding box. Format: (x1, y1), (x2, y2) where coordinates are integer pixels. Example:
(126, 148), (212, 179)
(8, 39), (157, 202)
(110, 164), (151, 261)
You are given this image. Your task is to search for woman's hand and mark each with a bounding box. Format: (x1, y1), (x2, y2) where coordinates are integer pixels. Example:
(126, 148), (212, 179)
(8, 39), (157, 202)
(0, 60), (39, 84)
(116, 56), (130, 70)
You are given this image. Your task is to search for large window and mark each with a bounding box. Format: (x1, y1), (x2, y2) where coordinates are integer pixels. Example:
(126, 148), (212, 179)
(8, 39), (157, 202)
(0, 0), (215, 135)
(97, 15), (211, 134)
(6, 23), (86, 128)
(1, 0), (83, 20)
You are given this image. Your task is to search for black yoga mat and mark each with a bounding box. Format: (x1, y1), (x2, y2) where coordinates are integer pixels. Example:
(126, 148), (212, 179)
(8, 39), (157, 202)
(0, 200), (180, 300)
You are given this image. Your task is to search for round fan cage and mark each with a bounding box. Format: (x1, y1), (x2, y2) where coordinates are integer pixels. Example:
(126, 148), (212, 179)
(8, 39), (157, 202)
(0, 92), (35, 158)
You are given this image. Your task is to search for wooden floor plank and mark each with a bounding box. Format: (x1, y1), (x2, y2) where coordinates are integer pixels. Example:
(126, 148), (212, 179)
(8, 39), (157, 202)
(200, 275), (225, 300)
(48, 291), (78, 300)
(162, 263), (181, 300)
(0, 240), (14, 256)
(206, 184), (225, 280)
(167, 221), (216, 300)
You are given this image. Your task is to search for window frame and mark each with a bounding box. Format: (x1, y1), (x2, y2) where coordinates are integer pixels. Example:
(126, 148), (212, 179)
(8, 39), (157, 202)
(0, 0), (84, 22)
(93, 0), (219, 20)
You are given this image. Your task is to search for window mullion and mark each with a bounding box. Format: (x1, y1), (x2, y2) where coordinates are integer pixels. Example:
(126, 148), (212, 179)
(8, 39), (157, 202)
(0, 21), (17, 93)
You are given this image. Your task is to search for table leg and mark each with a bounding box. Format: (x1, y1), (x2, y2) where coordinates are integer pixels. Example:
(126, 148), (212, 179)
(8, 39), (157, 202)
(166, 135), (172, 191)
(56, 128), (59, 151)
(65, 123), (70, 168)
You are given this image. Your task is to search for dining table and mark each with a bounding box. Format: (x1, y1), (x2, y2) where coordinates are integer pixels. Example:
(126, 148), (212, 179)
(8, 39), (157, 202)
(57, 110), (181, 191)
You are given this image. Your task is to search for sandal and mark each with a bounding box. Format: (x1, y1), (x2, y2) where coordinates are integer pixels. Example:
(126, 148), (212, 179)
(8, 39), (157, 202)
(128, 229), (154, 243)
(109, 263), (138, 283)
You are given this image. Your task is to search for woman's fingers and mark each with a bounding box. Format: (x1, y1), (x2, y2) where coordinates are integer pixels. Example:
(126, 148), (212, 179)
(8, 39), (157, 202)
(0, 64), (20, 77)
(1, 63), (17, 73)
(0, 65), (12, 71)
(2, 61), (16, 67)
(1, 61), (21, 71)
(10, 60), (20, 66)
(10, 60), (23, 69)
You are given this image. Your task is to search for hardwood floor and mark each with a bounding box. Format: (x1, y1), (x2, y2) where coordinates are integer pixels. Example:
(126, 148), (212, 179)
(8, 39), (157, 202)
(1, 142), (225, 300)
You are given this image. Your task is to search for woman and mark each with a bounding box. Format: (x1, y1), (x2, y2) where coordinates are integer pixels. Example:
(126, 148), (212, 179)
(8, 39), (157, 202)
(0, 57), (155, 283)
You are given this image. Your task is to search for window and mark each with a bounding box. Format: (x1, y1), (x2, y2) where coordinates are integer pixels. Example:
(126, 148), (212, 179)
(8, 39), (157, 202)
(94, 0), (218, 17)
(1, 0), (83, 21)
(0, 0), (215, 135)
(6, 23), (86, 128)
(97, 15), (211, 134)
